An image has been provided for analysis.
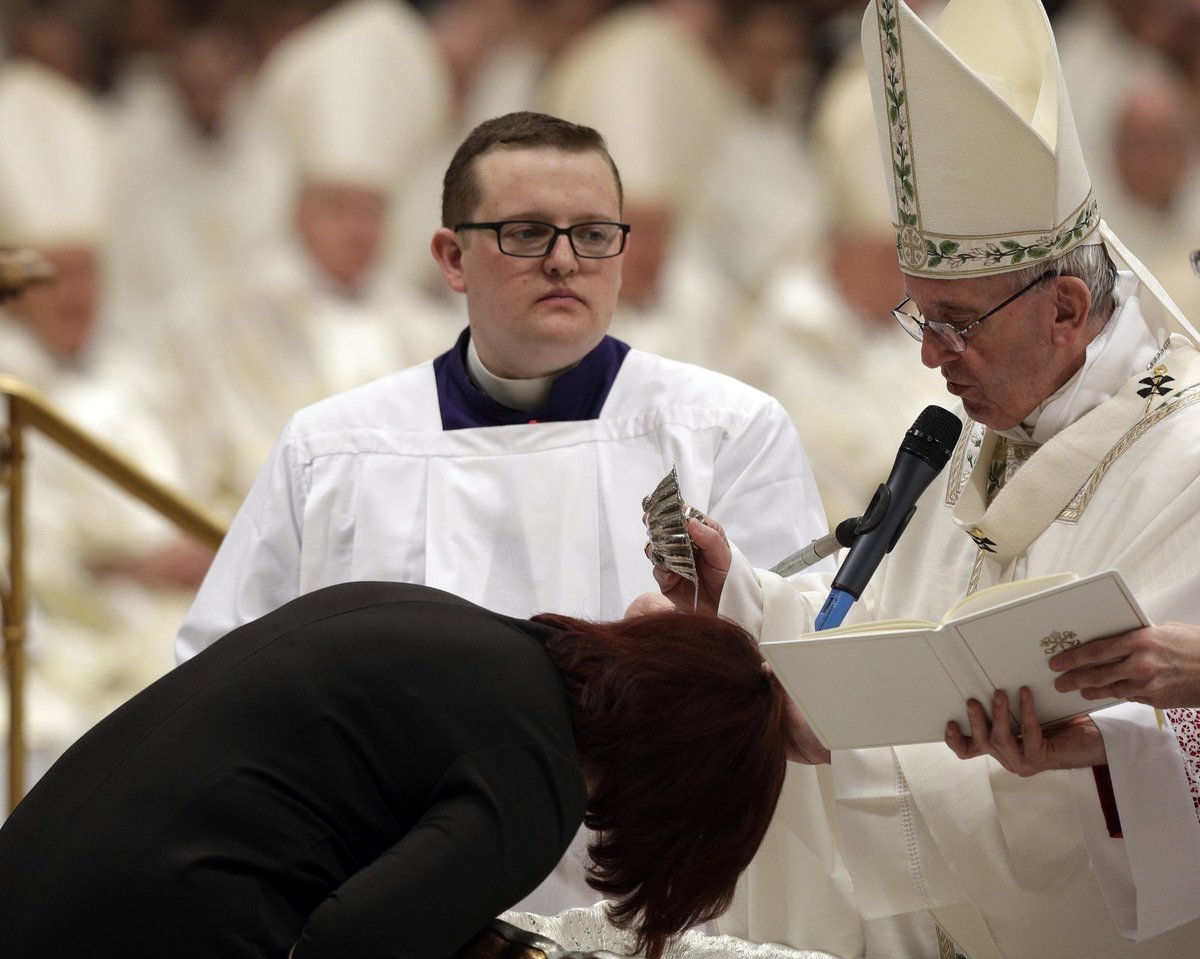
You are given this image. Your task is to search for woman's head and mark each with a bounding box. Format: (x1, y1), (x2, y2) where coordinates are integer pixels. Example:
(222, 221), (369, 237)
(534, 609), (796, 959)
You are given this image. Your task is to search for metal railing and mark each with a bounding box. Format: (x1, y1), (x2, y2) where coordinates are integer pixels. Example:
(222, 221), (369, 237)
(0, 373), (226, 811)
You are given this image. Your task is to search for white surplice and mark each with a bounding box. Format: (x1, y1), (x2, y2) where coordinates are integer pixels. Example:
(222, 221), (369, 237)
(177, 346), (825, 650)
(717, 275), (1200, 958)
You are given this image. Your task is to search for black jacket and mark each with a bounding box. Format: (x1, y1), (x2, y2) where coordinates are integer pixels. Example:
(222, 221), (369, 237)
(0, 582), (586, 959)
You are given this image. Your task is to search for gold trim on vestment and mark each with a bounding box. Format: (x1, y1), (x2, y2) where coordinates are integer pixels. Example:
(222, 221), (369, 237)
(944, 422), (984, 508)
(1059, 383), (1200, 521)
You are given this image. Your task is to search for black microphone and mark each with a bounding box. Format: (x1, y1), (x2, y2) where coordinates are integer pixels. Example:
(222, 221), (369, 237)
(769, 515), (861, 577)
(828, 405), (963, 604)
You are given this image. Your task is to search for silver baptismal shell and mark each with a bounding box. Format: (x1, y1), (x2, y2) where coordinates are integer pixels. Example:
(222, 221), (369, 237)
(642, 466), (701, 584)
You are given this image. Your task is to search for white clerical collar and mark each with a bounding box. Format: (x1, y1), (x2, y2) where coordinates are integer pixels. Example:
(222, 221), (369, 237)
(999, 271), (1165, 445)
(466, 335), (556, 410)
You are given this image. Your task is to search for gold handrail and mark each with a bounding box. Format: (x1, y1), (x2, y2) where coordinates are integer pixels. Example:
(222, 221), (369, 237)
(0, 373), (226, 811)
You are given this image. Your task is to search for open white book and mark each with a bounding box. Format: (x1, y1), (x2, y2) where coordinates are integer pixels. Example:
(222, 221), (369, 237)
(761, 569), (1150, 749)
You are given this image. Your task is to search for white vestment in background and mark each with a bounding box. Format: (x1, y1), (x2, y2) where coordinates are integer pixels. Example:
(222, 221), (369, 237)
(198, 243), (456, 495)
(0, 318), (200, 755)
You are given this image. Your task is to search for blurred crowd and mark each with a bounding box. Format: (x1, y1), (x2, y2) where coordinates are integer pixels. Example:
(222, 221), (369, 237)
(1, 0), (1199, 769)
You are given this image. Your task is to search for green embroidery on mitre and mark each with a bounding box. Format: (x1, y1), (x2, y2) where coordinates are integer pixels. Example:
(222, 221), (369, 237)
(872, 0), (1101, 277)
(901, 194), (1100, 277)
(875, 0), (922, 266)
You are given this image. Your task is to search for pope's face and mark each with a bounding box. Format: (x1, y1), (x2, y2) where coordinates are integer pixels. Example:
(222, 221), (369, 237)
(907, 272), (1076, 431)
(432, 146), (623, 379)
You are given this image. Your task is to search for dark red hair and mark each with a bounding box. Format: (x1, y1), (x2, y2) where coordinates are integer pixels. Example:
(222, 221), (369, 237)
(532, 609), (795, 959)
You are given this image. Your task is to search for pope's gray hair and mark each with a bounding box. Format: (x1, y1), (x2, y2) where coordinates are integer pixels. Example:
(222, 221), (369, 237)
(1007, 243), (1118, 325)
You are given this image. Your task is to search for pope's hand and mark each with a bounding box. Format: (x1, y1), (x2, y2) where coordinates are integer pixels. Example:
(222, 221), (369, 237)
(1051, 623), (1200, 709)
(945, 687), (1106, 774)
(647, 515), (732, 615)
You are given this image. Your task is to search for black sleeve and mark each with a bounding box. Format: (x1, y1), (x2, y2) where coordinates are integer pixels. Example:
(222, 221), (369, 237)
(292, 741), (585, 959)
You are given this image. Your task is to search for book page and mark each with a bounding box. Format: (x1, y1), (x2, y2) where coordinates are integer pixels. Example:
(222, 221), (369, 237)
(762, 632), (974, 748)
(790, 618), (936, 639)
(952, 570), (1149, 725)
(942, 570), (1079, 622)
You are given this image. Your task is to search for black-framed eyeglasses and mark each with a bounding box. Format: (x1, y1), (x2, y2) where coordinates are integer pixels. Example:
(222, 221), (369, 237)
(455, 220), (631, 258)
(891, 271), (1055, 353)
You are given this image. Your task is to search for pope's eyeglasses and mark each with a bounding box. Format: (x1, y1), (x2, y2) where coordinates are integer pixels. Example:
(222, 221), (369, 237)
(892, 271), (1055, 353)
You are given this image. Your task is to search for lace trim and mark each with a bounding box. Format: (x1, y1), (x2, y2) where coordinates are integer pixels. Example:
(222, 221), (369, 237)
(501, 904), (842, 959)
(1166, 707), (1200, 822)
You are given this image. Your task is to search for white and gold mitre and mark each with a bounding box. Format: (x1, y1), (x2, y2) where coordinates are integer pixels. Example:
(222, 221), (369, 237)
(254, 0), (449, 191)
(862, 0), (1097, 279)
(0, 60), (111, 248)
(862, 0), (1199, 341)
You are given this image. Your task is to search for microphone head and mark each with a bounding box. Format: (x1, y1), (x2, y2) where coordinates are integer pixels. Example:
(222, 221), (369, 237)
(900, 405), (963, 471)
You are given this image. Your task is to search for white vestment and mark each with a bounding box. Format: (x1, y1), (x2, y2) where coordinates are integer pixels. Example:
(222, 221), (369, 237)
(0, 317), (200, 757)
(744, 267), (947, 527)
(197, 243), (457, 495)
(174, 340), (828, 914)
(717, 279), (1200, 958)
(536, 5), (736, 212)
